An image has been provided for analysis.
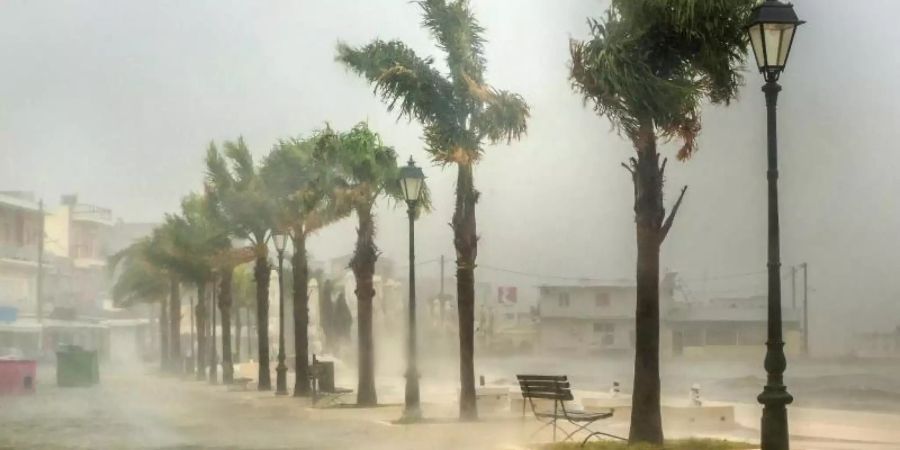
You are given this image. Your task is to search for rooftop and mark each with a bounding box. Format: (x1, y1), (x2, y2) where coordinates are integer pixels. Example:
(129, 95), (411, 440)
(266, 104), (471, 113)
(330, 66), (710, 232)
(667, 303), (802, 323)
(0, 191), (41, 213)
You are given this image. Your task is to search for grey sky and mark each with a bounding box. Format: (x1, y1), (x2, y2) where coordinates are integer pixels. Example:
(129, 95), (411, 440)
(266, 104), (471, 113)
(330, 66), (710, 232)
(2, 0), (898, 353)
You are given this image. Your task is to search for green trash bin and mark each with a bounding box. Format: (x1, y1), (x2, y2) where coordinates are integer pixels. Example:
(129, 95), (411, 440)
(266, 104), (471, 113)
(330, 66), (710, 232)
(57, 345), (100, 387)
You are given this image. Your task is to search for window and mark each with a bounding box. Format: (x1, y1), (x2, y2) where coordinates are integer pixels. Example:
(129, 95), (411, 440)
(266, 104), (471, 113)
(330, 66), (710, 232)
(602, 333), (615, 346)
(505, 313), (515, 320)
(593, 322), (614, 333)
(558, 292), (570, 307)
(595, 292), (610, 307)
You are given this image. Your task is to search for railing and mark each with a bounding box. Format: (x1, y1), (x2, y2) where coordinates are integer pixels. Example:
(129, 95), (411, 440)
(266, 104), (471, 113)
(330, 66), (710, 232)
(71, 204), (113, 224)
(0, 242), (39, 262)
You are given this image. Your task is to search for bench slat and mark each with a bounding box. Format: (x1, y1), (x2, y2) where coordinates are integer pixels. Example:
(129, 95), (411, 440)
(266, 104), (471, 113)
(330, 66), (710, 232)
(518, 380), (570, 390)
(521, 391), (574, 401)
(517, 375), (568, 382)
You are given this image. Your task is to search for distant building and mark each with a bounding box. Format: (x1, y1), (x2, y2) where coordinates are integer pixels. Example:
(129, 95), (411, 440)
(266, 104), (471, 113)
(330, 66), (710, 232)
(851, 326), (900, 359)
(537, 277), (670, 354)
(45, 194), (116, 312)
(0, 192), (44, 313)
(537, 274), (803, 358)
(667, 296), (802, 358)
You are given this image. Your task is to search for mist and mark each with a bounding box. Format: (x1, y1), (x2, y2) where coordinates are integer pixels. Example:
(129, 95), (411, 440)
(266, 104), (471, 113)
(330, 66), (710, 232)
(2, 1), (900, 449)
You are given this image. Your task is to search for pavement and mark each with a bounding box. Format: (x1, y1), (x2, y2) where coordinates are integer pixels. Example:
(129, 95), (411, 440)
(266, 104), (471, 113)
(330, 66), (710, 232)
(1, 363), (899, 450)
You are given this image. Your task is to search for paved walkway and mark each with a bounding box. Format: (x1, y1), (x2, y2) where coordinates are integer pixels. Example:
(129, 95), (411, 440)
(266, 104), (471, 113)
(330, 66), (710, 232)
(2, 366), (899, 450)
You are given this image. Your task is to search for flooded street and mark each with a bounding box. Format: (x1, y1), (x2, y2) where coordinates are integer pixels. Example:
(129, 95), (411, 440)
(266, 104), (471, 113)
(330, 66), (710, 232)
(0, 367), (394, 450)
(2, 357), (900, 450)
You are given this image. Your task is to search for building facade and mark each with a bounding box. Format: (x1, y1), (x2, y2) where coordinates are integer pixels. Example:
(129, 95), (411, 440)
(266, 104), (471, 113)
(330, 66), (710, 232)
(0, 192), (44, 313)
(537, 275), (802, 358)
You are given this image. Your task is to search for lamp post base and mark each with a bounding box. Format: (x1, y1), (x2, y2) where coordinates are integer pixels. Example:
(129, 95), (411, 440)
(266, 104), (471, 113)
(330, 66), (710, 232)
(275, 363), (288, 396)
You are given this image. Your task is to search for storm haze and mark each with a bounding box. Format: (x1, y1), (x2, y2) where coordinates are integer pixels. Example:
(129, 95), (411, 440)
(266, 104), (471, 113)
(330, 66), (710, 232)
(2, 0), (898, 356)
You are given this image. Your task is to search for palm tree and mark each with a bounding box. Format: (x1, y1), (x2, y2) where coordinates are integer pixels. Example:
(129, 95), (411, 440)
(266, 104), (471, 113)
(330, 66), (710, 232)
(336, 0), (529, 419)
(108, 237), (170, 370)
(569, 1), (754, 443)
(315, 122), (405, 406)
(232, 264), (256, 362)
(261, 132), (344, 397)
(142, 220), (186, 373)
(206, 139), (276, 390)
(166, 196), (224, 381)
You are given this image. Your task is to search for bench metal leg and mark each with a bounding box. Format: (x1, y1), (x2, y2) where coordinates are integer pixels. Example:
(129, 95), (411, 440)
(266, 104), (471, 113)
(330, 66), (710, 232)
(580, 430), (627, 447)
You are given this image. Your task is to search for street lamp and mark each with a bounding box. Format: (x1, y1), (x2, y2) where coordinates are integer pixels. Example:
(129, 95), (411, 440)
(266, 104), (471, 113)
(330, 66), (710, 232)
(399, 156), (425, 422)
(746, 2), (804, 449)
(272, 230), (290, 396)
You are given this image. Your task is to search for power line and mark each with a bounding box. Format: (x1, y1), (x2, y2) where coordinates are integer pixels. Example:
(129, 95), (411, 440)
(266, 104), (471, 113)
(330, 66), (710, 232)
(478, 264), (631, 284)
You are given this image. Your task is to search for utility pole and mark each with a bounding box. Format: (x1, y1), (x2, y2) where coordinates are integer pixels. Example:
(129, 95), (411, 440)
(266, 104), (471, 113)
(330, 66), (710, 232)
(439, 254), (445, 325)
(36, 199), (45, 323)
(790, 265), (796, 309)
(802, 262), (809, 356)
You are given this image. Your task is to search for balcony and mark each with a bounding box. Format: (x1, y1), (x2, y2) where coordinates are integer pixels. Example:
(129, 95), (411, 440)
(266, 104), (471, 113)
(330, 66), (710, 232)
(0, 242), (39, 267)
(71, 204), (114, 226)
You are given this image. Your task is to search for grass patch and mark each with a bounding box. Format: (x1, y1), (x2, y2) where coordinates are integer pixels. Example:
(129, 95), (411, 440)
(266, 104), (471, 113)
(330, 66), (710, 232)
(545, 438), (757, 450)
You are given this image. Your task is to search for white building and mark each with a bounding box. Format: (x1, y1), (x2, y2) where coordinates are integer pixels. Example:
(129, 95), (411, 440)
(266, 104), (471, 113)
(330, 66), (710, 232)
(537, 278), (669, 354)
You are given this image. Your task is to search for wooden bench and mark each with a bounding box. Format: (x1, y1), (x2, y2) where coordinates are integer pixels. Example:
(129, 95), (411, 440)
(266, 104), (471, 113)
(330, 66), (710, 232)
(517, 374), (622, 445)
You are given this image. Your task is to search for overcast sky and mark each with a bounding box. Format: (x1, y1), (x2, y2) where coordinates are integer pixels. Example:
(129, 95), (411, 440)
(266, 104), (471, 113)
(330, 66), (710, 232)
(2, 0), (898, 353)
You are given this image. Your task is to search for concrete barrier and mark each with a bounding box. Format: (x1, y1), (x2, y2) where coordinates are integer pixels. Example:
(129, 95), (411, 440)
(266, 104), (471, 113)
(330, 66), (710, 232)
(475, 387), (510, 413)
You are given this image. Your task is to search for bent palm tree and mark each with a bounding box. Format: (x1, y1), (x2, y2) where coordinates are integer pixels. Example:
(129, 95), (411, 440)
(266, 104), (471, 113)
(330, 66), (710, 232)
(108, 238), (170, 369)
(336, 0), (529, 419)
(206, 139), (276, 390)
(569, 0), (754, 443)
(316, 122), (406, 406)
(262, 132), (343, 397)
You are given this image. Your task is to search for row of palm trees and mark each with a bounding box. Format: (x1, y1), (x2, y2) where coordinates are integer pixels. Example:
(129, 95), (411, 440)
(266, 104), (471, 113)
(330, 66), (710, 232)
(336, 0), (756, 442)
(113, 0), (756, 444)
(110, 123), (405, 403)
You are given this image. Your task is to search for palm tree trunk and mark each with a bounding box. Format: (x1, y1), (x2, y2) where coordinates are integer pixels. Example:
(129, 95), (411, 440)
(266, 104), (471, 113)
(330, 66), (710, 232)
(235, 304), (242, 363)
(209, 280), (218, 384)
(159, 298), (169, 371)
(351, 205), (378, 406)
(196, 283), (207, 381)
(628, 125), (664, 445)
(254, 255), (272, 390)
(219, 268), (234, 384)
(291, 228), (311, 397)
(453, 163), (478, 421)
(168, 276), (182, 374)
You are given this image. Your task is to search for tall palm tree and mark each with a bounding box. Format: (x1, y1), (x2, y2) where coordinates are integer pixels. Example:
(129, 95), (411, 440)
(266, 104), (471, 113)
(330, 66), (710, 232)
(316, 122), (406, 406)
(108, 237), (170, 370)
(336, 0), (529, 419)
(569, 0), (754, 443)
(261, 131), (344, 397)
(206, 139), (276, 390)
(166, 196), (221, 381)
(143, 220), (186, 373)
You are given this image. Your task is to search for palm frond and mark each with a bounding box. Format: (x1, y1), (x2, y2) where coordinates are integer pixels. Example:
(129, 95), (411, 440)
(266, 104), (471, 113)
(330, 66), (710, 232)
(473, 89), (529, 144)
(417, 0), (486, 86)
(570, 0), (755, 157)
(337, 40), (456, 125)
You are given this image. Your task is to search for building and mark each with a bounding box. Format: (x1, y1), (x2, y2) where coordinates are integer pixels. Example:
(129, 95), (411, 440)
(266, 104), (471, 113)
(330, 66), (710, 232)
(667, 296), (802, 358)
(538, 277), (672, 355)
(45, 194), (116, 312)
(537, 274), (802, 358)
(0, 192), (44, 314)
(851, 326), (900, 359)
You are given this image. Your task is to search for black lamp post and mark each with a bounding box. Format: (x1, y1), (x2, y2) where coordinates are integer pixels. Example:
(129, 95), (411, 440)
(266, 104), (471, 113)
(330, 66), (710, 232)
(273, 231), (290, 396)
(746, 2), (804, 449)
(399, 156), (425, 422)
